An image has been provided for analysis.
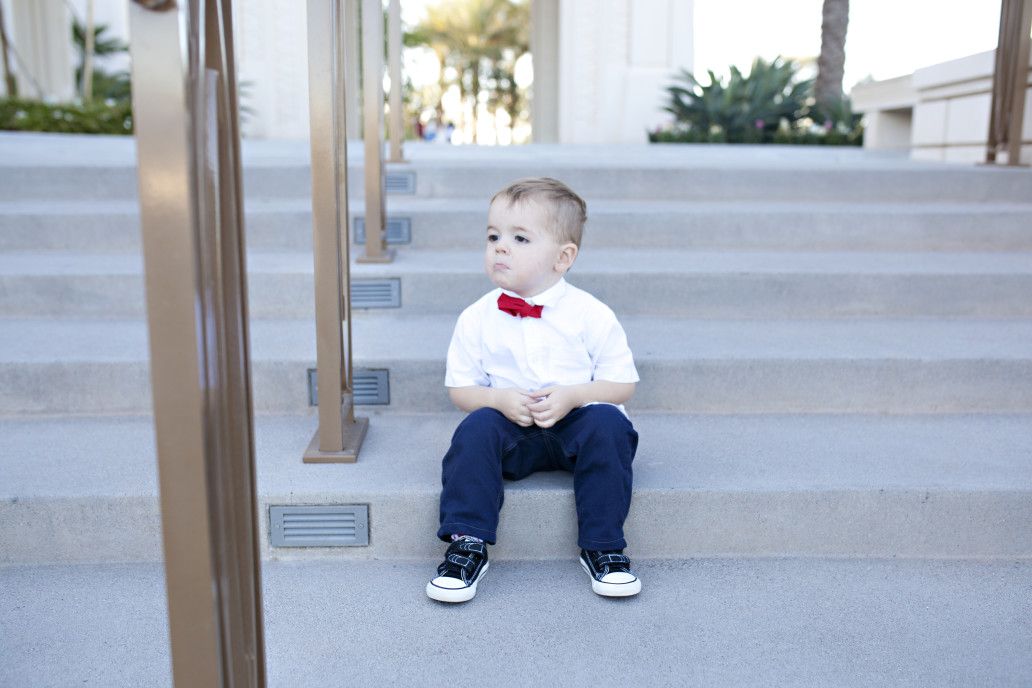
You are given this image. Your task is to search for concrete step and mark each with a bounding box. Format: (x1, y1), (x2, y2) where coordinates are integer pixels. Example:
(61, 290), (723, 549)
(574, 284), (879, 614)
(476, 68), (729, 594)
(4, 561), (1027, 688)
(3, 250), (1031, 319)
(3, 133), (1031, 203)
(2, 317), (1030, 415)
(2, 413), (1029, 565)
(4, 198), (1032, 253)
(2, 557), (1030, 687)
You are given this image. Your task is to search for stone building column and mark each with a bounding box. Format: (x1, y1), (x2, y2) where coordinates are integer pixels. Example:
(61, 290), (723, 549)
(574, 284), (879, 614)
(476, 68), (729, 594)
(555, 0), (693, 144)
(235, 0), (311, 139)
(5, 0), (74, 100)
(530, 0), (559, 142)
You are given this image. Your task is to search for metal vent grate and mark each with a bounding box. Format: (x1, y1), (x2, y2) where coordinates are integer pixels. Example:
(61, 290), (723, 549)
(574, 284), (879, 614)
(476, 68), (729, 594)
(385, 171), (416, 194)
(354, 217), (411, 244)
(308, 368), (390, 406)
(270, 505), (368, 547)
(351, 278), (401, 309)
(353, 369), (390, 404)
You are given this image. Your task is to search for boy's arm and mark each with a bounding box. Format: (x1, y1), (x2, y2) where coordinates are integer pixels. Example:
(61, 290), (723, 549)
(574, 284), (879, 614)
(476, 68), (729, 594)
(449, 385), (537, 427)
(526, 380), (635, 429)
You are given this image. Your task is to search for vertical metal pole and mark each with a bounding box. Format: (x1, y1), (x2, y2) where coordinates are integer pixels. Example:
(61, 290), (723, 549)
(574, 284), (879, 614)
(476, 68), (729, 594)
(129, 0), (266, 684)
(205, 2), (266, 681)
(358, 0), (394, 263)
(344, 0), (361, 140)
(987, 0), (1032, 165)
(1006, 0), (1032, 164)
(387, 0), (405, 162)
(305, 0), (369, 462)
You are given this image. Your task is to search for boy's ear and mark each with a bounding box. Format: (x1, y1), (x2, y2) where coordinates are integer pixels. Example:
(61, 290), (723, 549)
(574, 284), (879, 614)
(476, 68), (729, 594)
(555, 242), (578, 273)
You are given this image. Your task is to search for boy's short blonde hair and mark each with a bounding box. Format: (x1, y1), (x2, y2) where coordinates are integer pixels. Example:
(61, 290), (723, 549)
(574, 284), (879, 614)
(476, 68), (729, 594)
(491, 177), (587, 247)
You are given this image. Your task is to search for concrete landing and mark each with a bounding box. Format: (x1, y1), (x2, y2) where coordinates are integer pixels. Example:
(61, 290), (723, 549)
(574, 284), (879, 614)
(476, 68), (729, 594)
(3, 133), (1031, 203)
(2, 557), (1030, 687)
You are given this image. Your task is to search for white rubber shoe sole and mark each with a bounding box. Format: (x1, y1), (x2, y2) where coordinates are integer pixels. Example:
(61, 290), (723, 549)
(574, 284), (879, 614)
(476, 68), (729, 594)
(581, 559), (642, 597)
(426, 562), (489, 603)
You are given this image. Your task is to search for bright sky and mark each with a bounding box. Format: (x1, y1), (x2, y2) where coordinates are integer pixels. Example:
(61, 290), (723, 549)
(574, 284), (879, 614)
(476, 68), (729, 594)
(693, 0), (1002, 90)
(402, 0), (1004, 92)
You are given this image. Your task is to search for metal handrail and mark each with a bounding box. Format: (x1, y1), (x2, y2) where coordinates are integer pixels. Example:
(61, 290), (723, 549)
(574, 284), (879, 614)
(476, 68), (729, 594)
(358, 0), (394, 263)
(987, 0), (1032, 165)
(305, 0), (369, 462)
(129, 0), (266, 683)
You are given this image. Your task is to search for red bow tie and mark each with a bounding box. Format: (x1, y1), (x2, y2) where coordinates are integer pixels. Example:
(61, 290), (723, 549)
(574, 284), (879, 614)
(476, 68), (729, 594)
(497, 293), (543, 318)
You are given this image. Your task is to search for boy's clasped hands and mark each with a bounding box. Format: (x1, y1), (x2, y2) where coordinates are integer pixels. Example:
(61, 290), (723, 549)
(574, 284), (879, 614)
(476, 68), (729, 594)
(497, 385), (580, 428)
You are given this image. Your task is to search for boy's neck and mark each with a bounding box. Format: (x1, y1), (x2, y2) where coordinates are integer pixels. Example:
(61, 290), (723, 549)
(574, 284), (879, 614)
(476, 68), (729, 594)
(510, 276), (566, 301)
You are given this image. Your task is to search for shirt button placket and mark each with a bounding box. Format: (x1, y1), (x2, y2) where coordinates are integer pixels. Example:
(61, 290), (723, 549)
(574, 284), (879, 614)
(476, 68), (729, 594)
(525, 317), (543, 383)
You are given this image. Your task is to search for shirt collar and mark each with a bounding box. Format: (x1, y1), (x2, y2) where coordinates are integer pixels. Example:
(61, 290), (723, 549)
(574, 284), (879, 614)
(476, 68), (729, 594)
(501, 278), (567, 309)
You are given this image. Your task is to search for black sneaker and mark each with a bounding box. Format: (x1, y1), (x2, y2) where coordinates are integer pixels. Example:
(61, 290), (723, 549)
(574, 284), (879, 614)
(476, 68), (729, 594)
(580, 549), (641, 597)
(426, 537), (489, 603)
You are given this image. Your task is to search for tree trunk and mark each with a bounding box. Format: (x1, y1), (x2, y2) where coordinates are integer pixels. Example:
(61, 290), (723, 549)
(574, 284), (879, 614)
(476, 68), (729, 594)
(0, 1), (17, 97)
(83, 0), (95, 100)
(470, 59), (481, 143)
(816, 0), (849, 105)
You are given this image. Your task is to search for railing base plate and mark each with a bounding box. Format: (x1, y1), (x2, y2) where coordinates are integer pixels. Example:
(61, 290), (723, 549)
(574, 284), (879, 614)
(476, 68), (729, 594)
(356, 248), (396, 264)
(302, 417), (369, 463)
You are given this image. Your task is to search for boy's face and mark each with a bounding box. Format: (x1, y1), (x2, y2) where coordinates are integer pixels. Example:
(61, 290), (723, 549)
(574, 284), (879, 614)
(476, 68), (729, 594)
(484, 197), (577, 299)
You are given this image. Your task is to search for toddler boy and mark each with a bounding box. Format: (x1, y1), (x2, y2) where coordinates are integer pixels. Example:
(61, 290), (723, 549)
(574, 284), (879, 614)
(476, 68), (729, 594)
(426, 177), (641, 603)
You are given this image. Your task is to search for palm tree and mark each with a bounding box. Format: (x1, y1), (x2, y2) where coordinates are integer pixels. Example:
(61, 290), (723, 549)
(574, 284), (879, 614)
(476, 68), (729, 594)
(815, 0), (849, 110)
(405, 4), (452, 125)
(409, 0), (528, 143)
(72, 19), (130, 101)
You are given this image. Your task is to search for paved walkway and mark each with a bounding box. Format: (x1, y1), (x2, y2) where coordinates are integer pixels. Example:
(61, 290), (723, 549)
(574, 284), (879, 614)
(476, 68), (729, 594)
(0, 130), (928, 168)
(2, 557), (1031, 687)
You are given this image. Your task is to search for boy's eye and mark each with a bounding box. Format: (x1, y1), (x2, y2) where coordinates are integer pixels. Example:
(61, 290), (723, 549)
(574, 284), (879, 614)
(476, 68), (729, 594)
(487, 233), (499, 242)
(515, 235), (529, 243)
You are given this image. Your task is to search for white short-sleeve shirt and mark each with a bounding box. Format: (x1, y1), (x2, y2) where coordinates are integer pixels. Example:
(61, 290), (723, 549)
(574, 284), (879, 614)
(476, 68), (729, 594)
(445, 279), (639, 403)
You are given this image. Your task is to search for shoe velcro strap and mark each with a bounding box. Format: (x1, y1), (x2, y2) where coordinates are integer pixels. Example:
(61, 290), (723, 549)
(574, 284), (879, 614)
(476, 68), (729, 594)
(446, 553), (477, 570)
(596, 554), (630, 567)
(453, 541), (486, 556)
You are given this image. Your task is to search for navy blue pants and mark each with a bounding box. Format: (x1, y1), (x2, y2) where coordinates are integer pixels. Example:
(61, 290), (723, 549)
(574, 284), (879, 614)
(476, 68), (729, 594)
(437, 404), (638, 550)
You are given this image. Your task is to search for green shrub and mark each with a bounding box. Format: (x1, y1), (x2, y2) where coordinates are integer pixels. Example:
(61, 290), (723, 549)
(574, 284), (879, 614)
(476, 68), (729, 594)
(650, 120), (862, 146)
(653, 56), (862, 146)
(662, 56), (812, 144)
(0, 98), (133, 135)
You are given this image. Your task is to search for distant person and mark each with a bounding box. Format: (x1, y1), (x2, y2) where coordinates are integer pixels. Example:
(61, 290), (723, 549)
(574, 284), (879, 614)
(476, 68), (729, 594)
(426, 177), (641, 603)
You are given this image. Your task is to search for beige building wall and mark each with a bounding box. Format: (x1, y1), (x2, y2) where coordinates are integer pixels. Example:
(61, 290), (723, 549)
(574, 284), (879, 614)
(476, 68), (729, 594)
(853, 49), (1032, 164)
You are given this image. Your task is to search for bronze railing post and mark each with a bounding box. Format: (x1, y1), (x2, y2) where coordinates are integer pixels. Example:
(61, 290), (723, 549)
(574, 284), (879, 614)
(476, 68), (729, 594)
(344, 0), (361, 140)
(987, 0), (1032, 165)
(388, 0), (405, 162)
(304, 0), (369, 462)
(357, 0), (394, 263)
(129, 0), (266, 685)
